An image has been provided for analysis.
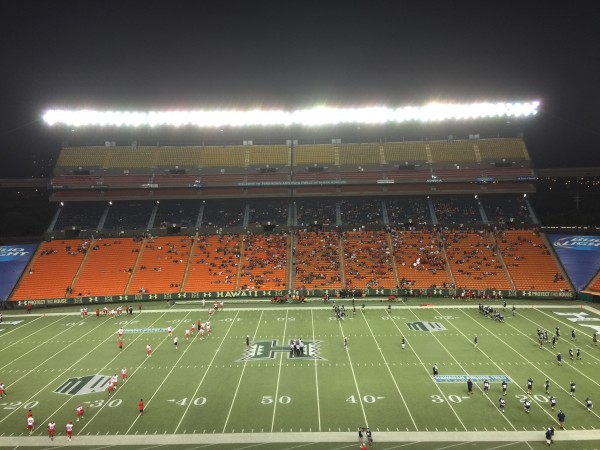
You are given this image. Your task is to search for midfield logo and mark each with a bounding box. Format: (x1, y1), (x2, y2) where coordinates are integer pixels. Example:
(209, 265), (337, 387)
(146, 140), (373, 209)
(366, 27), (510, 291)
(405, 321), (446, 332)
(54, 375), (112, 396)
(239, 339), (324, 361)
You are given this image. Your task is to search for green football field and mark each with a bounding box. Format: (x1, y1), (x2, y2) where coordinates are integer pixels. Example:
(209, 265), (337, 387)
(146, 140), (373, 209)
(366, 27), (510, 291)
(1, 299), (600, 449)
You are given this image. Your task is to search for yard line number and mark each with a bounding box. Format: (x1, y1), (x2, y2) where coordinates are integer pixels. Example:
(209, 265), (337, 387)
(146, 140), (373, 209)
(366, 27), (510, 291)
(2, 401), (39, 410)
(431, 395), (467, 403)
(261, 395), (291, 404)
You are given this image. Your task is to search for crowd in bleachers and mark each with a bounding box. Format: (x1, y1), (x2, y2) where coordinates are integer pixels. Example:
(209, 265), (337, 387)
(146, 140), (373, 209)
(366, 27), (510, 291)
(432, 197), (481, 224)
(248, 200), (289, 226)
(339, 199), (383, 225)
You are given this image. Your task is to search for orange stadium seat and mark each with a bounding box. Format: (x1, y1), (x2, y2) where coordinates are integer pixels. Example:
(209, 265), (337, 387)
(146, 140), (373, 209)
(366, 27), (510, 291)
(128, 237), (193, 294)
(442, 230), (512, 290)
(11, 241), (88, 300)
(391, 229), (452, 290)
(70, 238), (143, 296)
(342, 230), (396, 290)
(294, 231), (343, 290)
(496, 230), (570, 292)
(184, 234), (241, 292)
(238, 233), (288, 291)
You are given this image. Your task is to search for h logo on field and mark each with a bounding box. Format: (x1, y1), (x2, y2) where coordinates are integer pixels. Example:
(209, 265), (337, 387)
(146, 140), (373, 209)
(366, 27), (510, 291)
(239, 339), (324, 361)
(406, 321), (446, 332)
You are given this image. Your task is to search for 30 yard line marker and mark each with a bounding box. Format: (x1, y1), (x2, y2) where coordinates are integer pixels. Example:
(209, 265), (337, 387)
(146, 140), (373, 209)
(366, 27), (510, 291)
(310, 309), (322, 432)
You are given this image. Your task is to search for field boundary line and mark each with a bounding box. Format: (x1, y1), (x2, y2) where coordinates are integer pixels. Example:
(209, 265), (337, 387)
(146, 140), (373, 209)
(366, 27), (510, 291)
(383, 313), (467, 431)
(173, 310), (241, 433)
(270, 309), (289, 432)
(443, 308), (559, 425)
(360, 312), (419, 431)
(337, 316), (369, 427)
(80, 313), (189, 431)
(1, 429), (600, 445)
(310, 309), (322, 432)
(408, 308), (518, 431)
(0, 316), (119, 425)
(221, 310), (265, 433)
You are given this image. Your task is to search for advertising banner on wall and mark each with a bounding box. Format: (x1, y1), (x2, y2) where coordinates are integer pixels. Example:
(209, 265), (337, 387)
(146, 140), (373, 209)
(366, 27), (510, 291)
(548, 235), (600, 291)
(0, 244), (37, 301)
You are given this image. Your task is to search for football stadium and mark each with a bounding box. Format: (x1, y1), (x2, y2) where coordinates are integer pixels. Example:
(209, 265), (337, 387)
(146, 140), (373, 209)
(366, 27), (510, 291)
(2, 103), (600, 450)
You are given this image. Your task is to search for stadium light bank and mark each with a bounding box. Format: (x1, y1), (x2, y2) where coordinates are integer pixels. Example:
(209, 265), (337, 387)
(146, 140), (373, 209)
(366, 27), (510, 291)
(42, 101), (540, 128)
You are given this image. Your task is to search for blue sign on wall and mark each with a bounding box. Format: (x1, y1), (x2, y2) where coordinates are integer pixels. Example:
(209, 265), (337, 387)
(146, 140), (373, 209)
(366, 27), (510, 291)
(549, 235), (600, 290)
(0, 244), (37, 301)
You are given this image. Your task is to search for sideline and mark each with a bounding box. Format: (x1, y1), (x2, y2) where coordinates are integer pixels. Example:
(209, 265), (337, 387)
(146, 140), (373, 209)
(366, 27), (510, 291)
(1, 429), (599, 446)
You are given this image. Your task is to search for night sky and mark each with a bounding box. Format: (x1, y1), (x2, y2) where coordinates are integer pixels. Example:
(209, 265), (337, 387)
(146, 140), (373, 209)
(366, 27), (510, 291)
(1, 1), (599, 177)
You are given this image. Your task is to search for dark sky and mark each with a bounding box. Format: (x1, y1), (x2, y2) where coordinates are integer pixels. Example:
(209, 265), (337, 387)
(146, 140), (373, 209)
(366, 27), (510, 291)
(1, 1), (599, 177)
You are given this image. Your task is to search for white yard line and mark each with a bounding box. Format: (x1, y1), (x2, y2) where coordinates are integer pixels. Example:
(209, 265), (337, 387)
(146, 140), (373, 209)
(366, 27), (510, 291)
(468, 309), (600, 422)
(447, 308), (561, 424)
(359, 312), (419, 431)
(122, 310), (199, 435)
(383, 314), (467, 431)
(221, 310), (265, 433)
(337, 316), (369, 427)
(270, 309), (289, 432)
(76, 312), (189, 433)
(0, 317), (117, 425)
(173, 310), (241, 433)
(0, 314), (48, 350)
(530, 307), (600, 364)
(310, 309), (322, 432)
(0, 317), (71, 371)
(408, 308), (518, 431)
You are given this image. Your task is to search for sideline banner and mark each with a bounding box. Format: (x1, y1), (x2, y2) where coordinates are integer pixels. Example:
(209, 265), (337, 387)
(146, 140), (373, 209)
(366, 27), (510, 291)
(0, 244), (37, 301)
(549, 235), (600, 290)
(10, 287), (574, 308)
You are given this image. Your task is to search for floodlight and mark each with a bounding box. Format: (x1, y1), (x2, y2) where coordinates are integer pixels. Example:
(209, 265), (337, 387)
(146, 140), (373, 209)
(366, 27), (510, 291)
(43, 101), (540, 128)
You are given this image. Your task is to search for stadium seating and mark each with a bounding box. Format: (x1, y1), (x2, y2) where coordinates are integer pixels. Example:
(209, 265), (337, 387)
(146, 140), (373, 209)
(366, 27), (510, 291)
(71, 238), (142, 296)
(294, 231), (342, 290)
(11, 241), (88, 300)
(128, 237), (191, 294)
(442, 230), (512, 290)
(238, 233), (288, 291)
(496, 230), (570, 291)
(391, 229), (452, 289)
(342, 230), (396, 289)
(294, 144), (336, 165)
(184, 234), (241, 291)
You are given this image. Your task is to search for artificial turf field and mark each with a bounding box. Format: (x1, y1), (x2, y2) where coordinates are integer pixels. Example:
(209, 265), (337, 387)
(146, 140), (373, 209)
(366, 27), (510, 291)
(1, 299), (600, 449)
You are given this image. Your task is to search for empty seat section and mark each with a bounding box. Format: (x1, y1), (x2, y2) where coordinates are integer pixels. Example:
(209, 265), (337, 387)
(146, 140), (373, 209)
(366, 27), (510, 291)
(71, 238), (142, 296)
(56, 147), (109, 169)
(156, 147), (203, 167)
(294, 231), (342, 290)
(477, 138), (529, 160)
(383, 142), (428, 163)
(248, 145), (290, 166)
(342, 230), (396, 289)
(391, 229), (451, 289)
(428, 140), (477, 163)
(294, 144), (336, 165)
(338, 143), (380, 166)
(442, 230), (511, 290)
(185, 234), (241, 291)
(11, 241), (87, 300)
(128, 237), (192, 294)
(239, 234), (288, 290)
(496, 230), (570, 291)
(200, 146), (246, 167)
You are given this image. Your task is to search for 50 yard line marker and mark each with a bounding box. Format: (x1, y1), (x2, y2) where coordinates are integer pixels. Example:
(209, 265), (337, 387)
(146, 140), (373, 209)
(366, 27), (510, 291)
(222, 310), (265, 433)
(311, 309), (322, 432)
(271, 309), (289, 432)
